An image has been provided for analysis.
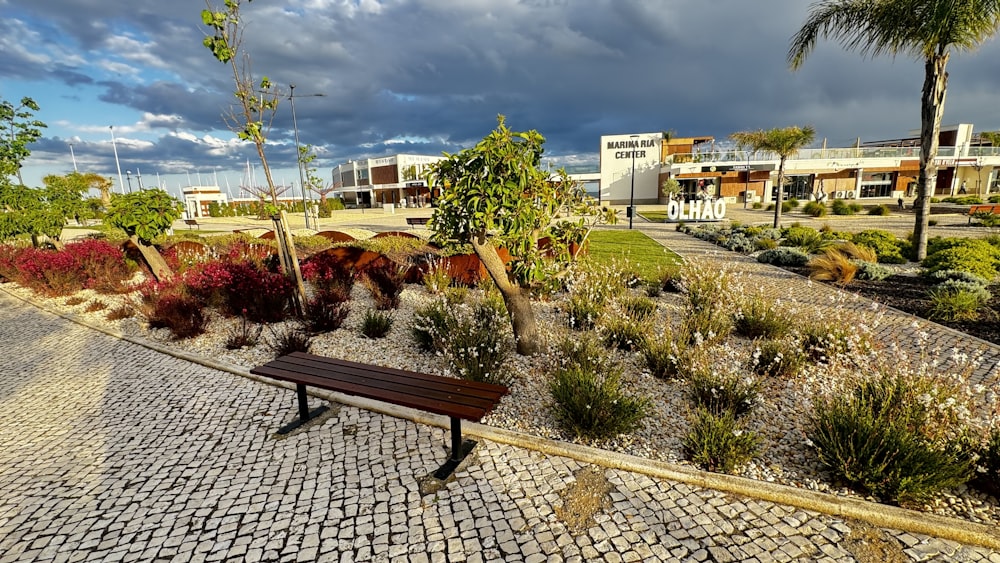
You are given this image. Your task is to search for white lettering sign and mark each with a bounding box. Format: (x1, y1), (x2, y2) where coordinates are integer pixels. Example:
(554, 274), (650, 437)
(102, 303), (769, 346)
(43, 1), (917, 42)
(667, 199), (726, 221)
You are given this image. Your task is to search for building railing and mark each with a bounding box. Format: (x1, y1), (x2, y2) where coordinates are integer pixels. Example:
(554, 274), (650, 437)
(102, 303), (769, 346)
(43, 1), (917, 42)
(666, 145), (989, 164)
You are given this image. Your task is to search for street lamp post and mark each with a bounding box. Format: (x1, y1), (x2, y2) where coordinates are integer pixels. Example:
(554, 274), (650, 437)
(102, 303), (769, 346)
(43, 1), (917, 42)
(288, 84), (326, 230)
(110, 126), (125, 194)
(628, 134), (639, 229)
(125, 170), (133, 193)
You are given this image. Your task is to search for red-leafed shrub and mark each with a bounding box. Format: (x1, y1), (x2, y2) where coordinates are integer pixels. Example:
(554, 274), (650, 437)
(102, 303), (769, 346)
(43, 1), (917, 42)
(224, 262), (293, 323)
(14, 247), (85, 296)
(63, 239), (137, 293)
(0, 244), (26, 282)
(136, 279), (208, 339)
(363, 262), (408, 310)
(301, 250), (356, 297)
(183, 260), (236, 308)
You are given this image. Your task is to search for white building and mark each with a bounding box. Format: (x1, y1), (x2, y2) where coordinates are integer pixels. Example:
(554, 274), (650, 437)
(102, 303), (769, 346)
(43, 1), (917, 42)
(182, 185), (228, 218)
(330, 154), (445, 208)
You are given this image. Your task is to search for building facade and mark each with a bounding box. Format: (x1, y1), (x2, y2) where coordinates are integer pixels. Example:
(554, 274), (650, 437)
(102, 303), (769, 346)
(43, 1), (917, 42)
(330, 154), (445, 208)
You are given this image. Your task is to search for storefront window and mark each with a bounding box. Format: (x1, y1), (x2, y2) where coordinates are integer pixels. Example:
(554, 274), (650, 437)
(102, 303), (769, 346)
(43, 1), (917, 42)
(778, 175), (813, 200)
(860, 172), (893, 198)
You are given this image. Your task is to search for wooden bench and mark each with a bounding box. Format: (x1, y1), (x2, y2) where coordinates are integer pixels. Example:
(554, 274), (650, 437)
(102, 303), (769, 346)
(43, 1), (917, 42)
(968, 205), (1000, 224)
(405, 217), (431, 228)
(184, 218), (200, 229)
(250, 352), (508, 479)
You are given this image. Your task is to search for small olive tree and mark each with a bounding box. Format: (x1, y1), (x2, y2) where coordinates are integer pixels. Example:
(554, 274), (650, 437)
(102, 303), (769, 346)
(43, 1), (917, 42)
(429, 115), (609, 355)
(105, 189), (183, 281)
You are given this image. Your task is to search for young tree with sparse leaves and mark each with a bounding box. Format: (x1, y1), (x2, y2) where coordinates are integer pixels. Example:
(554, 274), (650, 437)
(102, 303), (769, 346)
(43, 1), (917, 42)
(1, 96), (46, 186)
(429, 115), (612, 356)
(789, 0), (1000, 260)
(730, 126), (815, 229)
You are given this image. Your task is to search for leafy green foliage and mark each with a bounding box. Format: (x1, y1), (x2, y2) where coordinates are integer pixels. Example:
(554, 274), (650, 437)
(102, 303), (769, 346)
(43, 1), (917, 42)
(852, 230), (907, 263)
(926, 281), (991, 322)
(0, 96), (46, 185)
(750, 338), (806, 378)
(688, 369), (760, 418)
(756, 247), (809, 266)
(922, 238), (1000, 280)
(105, 189), (183, 244)
(734, 295), (790, 339)
(803, 201), (827, 217)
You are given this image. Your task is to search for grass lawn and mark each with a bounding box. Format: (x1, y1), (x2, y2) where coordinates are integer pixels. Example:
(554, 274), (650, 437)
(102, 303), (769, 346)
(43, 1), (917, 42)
(584, 229), (682, 282)
(639, 211), (669, 223)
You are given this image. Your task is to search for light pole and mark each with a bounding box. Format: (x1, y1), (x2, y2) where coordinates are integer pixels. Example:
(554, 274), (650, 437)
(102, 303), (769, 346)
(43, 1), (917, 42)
(69, 142), (78, 172)
(628, 134), (639, 229)
(289, 84), (326, 229)
(110, 126), (125, 194)
(125, 170), (133, 193)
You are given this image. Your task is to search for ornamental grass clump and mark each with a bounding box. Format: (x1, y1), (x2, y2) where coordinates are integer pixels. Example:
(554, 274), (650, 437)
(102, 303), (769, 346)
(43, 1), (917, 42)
(435, 298), (511, 385)
(363, 262), (408, 310)
(617, 295), (657, 323)
(549, 334), (650, 439)
(677, 262), (735, 343)
(268, 325), (312, 357)
(421, 258), (452, 295)
(926, 281), (991, 322)
(749, 338), (806, 379)
(803, 201), (827, 217)
(733, 294), (790, 339)
(808, 248), (858, 286)
(303, 295), (350, 334)
(640, 324), (692, 380)
(687, 368), (761, 418)
(225, 311), (263, 349)
(808, 371), (976, 505)
(360, 309), (394, 339)
(411, 298), (451, 352)
(683, 408), (762, 474)
(565, 293), (604, 331)
(138, 280), (208, 340)
(599, 316), (651, 352)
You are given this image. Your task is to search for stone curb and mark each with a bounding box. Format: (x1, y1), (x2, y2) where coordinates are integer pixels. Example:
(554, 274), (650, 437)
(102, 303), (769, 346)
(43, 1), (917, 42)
(4, 285), (1000, 551)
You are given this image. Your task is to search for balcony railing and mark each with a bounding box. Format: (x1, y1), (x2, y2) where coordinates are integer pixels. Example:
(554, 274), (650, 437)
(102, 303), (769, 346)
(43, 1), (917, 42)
(666, 145), (990, 164)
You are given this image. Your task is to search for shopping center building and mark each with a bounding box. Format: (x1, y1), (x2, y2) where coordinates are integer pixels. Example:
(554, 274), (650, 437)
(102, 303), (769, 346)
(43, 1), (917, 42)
(599, 123), (1000, 206)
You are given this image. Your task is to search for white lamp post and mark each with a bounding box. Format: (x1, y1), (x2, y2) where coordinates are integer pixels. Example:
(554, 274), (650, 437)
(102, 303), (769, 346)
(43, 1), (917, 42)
(628, 134), (639, 229)
(289, 84), (326, 229)
(110, 126), (125, 194)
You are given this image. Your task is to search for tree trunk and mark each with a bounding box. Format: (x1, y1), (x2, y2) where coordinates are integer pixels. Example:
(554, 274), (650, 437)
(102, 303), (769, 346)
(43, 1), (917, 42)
(130, 235), (173, 282)
(913, 53), (949, 261)
(470, 236), (540, 356)
(773, 158), (786, 229)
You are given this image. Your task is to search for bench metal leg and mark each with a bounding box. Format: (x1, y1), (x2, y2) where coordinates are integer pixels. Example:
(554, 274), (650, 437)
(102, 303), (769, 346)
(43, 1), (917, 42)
(277, 384), (329, 435)
(432, 417), (477, 480)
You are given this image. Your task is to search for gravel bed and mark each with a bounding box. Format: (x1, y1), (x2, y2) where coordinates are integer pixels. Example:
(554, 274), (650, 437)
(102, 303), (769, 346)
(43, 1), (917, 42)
(5, 280), (999, 528)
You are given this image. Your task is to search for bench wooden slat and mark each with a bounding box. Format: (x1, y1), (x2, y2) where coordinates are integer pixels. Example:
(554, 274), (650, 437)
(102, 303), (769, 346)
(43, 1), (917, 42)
(251, 364), (493, 421)
(250, 352), (507, 421)
(278, 352), (507, 398)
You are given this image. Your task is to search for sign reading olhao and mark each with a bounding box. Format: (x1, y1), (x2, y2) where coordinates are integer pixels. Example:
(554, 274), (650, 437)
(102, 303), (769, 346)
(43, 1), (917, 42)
(667, 199), (726, 221)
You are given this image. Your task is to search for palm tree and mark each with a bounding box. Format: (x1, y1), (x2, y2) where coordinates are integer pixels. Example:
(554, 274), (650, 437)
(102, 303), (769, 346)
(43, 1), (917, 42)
(788, 0), (1000, 260)
(980, 131), (1000, 147)
(730, 126), (816, 228)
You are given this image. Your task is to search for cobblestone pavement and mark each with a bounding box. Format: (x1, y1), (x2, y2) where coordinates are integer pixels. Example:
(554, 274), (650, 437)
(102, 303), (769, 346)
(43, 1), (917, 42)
(2, 260), (999, 561)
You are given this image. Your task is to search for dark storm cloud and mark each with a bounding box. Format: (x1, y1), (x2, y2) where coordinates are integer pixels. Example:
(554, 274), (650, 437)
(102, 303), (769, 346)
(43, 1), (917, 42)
(7, 0), (1000, 180)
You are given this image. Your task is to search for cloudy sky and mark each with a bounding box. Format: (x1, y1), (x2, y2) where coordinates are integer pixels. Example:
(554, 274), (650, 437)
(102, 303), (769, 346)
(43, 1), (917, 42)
(3, 0), (1000, 197)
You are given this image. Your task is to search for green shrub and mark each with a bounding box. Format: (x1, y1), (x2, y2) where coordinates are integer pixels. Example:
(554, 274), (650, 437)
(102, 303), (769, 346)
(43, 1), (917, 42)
(550, 336), (650, 439)
(781, 225), (823, 249)
(411, 299), (450, 352)
(798, 321), (867, 363)
(640, 325), (691, 380)
(926, 282), (990, 322)
(942, 196), (983, 205)
(688, 369), (760, 418)
(766, 203), (776, 211)
(852, 230), (907, 264)
(752, 202), (763, 210)
(754, 238), (778, 251)
(803, 201), (827, 217)
(600, 316), (650, 351)
(808, 374), (974, 504)
(786, 198), (800, 209)
(854, 260), (893, 281)
(566, 294), (604, 331)
(923, 239), (1000, 280)
(867, 204), (890, 216)
(145, 293), (208, 340)
(618, 295), (657, 323)
(421, 259), (452, 294)
(849, 202), (863, 213)
(360, 309), (394, 338)
(971, 211), (1000, 227)
(756, 247), (810, 267)
(750, 338), (806, 379)
(683, 409), (761, 474)
(363, 262), (408, 310)
(781, 201), (793, 213)
(831, 199), (855, 215)
(989, 195), (1000, 204)
(928, 269), (990, 286)
(440, 300), (511, 384)
(734, 295), (790, 339)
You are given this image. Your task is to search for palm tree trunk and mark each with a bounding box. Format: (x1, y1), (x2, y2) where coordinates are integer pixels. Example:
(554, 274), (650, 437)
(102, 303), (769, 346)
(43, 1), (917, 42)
(470, 236), (540, 356)
(913, 53), (949, 261)
(773, 157), (786, 229)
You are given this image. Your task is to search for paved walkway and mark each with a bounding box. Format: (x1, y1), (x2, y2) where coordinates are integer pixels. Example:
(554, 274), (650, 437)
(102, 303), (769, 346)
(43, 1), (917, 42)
(3, 224), (1000, 561)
